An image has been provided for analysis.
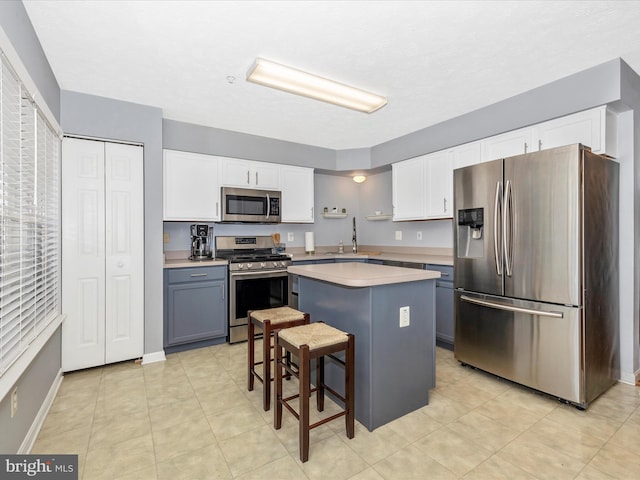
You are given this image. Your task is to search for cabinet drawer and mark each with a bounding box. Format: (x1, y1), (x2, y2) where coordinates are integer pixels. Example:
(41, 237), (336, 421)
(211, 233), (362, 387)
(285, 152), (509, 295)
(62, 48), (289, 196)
(167, 266), (226, 284)
(426, 264), (453, 280)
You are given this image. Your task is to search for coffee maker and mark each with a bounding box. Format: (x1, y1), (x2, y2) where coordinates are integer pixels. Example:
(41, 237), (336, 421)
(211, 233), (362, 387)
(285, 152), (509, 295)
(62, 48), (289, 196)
(189, 224), (213, 260)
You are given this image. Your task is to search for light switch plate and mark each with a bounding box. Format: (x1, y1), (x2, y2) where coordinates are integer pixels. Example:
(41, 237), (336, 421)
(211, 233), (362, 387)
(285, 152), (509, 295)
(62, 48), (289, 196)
(395, 230), (402, 241)
(399, 306), (410, 327)
(287, 232), (294, 242)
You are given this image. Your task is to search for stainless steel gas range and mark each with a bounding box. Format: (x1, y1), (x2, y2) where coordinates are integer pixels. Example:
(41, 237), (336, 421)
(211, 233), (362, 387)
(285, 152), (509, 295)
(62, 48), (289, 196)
(215, 236), (291, 343)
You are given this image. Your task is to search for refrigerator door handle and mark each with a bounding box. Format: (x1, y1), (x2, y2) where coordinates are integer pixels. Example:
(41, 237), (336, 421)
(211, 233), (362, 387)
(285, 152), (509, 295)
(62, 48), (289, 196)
(460, 295), (564, 318)
(493, 181), (503, 276)
(503, 179), (513, 277)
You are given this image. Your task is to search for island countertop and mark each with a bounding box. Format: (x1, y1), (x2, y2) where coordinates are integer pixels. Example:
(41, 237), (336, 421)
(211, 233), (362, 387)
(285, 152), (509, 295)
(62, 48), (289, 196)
(288, 261), (440, 287)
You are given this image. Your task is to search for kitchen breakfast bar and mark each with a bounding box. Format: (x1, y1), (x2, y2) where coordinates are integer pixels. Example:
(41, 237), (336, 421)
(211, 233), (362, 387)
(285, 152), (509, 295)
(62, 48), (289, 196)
(287, 261), (440, 431)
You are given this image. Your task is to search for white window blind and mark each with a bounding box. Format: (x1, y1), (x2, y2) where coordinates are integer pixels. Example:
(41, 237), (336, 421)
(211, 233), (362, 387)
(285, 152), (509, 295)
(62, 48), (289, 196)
(0, 52), (60, 376)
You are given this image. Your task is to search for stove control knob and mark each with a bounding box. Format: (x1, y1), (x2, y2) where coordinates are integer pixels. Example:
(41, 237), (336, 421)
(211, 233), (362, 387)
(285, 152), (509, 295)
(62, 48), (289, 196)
(260, 262), (266, 268)
(247, 263), (253, 269)
(279, 261), (286, 268)
(237, 263), (245, 270)
(273, 261), (278, 268)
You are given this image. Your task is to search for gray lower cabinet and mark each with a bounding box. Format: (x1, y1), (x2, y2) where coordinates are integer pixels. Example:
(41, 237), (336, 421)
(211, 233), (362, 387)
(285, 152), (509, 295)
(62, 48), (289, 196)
(164, 265), (227, 352)
(427, 264), (454, 348)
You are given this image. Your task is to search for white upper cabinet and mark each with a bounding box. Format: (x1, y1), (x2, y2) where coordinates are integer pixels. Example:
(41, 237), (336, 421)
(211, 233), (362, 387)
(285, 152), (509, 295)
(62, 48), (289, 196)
(392, 156), (427, 221)
(481, 126), (535, 162)
(425, 150), (454, 219)
(163, 150), (221, 221)
(221, 158), (280, 190)
(280, 165), (315, 223)
(452, 141), (482, 170)
(533, 105), (617, 157)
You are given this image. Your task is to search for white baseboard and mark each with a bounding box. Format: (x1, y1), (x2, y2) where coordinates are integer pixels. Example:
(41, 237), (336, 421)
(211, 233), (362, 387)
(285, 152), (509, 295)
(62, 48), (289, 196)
(21, 368), (63, 454)
(619, 370), (639, 386)
(141, 350), (166, 365)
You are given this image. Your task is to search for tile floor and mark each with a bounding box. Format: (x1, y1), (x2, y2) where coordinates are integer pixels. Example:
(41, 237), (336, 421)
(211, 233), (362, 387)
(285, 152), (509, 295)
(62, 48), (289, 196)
(32, 343), (640, 479)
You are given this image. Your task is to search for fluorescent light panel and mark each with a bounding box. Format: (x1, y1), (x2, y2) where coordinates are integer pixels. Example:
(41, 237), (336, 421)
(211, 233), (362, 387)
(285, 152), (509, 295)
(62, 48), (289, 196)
(247, 58), (387, 113)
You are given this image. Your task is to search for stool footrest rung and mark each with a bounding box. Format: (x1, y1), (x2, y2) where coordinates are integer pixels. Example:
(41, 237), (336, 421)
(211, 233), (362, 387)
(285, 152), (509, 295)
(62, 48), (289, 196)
(310, 411), (347, 430)
(322, 384), (346, 404)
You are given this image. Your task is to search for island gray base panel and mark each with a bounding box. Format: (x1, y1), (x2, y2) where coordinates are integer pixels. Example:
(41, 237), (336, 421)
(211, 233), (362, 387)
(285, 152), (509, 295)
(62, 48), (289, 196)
(299, 277), (435, 431)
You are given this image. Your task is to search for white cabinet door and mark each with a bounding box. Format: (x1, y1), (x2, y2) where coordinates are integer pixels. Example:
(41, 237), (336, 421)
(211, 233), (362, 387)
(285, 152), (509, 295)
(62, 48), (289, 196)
(280, 165), (315, 223)
(163, 150), (221, 221)
(425, 151), (453, 218)
(221, 158), (280, 189)
(534, 106), (616, 157)
(481, 126), (535, 162)
(62, 138), (144, 372)
(452, 141), (482, 169)
(392, 156), (426, 221)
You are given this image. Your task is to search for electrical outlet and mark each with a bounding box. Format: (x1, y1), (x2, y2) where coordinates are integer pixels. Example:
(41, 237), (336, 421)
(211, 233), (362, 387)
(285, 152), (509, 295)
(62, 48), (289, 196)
(417, 231), (422, 240)
(163, 232), (170, 244)
(395, 230), (402, 241)
(287, 232), (294, 242)
(399, 306), (410, 327)
(10, 387), (18, 418)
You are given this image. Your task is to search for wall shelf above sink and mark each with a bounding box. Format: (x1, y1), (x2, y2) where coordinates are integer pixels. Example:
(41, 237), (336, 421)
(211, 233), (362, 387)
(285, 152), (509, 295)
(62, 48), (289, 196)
(322, 212), (348, 219)
(366, 214), (392, 221)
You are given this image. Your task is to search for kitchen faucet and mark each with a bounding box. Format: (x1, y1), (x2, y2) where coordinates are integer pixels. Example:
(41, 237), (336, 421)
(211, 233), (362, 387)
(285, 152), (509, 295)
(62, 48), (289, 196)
(352, 216), (357, 253)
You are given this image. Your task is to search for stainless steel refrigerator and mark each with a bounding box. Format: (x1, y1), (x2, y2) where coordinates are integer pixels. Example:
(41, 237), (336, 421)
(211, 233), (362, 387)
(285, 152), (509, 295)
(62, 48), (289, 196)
(453, 143), (619, 408)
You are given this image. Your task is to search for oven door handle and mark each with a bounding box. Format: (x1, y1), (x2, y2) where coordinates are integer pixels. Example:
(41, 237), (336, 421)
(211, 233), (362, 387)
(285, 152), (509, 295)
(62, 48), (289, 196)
(266, 192), (270, 220)
(230, 270), (288, 278)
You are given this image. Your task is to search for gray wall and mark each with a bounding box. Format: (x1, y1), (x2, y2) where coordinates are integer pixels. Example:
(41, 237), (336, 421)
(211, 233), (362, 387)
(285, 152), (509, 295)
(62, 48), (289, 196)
(61, 91), (164, 357)
(0, 0), (59, 120)
(0, 0), (61, 455)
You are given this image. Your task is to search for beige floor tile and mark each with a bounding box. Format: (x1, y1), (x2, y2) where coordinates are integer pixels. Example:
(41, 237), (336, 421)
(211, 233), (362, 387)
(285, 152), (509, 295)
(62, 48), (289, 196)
(586, 441), (640, 479)
(497, 433), (586, 480)
(586, 389), (640, 423)
(112, 467), (158, 480)
(414, 425), (494, 477)
(89, 409), (151, 451)
(474, 394), (549, 432)
(348, 467), (386, 480)
(148, 395), (205, 432)
(462, 455), (538, 480)
(339, 422), (408, 465)
(206, 403), (267, 441)
(574, 464), (618, 480)
(48, 385), (100, 414)
(151, 415), (217, 461)
(446, 410), (520, 452)
(32, 425), (91, 456)
(156, 443), (232, 480)
(545, 404), (621, 442)
(145, 378), (197, 409)
(436, 381), (499, 409)
(39, 402), (96, 436)
(519, 417), (605, 463)
(297, 435), (369, 480)
(235, 455), (307, 480)
(420, 390), (474, 424)
(94, 386), (149, 417)
(59, 367), (103, 392)
(196, 383), (252, 415)
(607, 418), (640, 449)
(385, 408), (443, 443)
(218, 423), (289, 477)
(84, 433), (156, 480)
(372, 444), (456, 480)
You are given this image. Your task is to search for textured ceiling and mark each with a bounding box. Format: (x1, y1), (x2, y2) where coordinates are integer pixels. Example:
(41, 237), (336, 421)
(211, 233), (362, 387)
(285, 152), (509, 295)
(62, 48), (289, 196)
(22, 0), (640, 150)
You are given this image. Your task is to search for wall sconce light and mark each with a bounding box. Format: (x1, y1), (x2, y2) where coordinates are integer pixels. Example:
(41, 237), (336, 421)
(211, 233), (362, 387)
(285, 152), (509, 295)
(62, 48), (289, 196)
(353, 175), (367, 184)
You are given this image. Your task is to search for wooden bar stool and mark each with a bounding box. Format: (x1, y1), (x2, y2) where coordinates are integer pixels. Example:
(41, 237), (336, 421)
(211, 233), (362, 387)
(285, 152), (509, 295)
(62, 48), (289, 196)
(248, 306), (310, 411)
(274, 322), (355, 463)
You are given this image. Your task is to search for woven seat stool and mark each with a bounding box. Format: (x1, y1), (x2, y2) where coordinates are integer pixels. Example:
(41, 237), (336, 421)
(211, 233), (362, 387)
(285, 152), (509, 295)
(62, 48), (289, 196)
(248, 306), (310, 411)
(274, 322), (355, 462)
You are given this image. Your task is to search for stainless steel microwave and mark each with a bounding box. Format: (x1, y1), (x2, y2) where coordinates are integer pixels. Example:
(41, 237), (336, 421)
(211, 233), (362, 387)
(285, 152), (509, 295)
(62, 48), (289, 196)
(220, 186), (281, 223)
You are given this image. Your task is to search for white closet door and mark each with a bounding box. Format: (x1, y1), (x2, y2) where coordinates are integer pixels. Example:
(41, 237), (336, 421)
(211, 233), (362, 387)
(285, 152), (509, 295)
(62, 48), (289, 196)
(62, 138), (107, 371)
(62, 138), (144, 371)
(104, 142), (144, 363)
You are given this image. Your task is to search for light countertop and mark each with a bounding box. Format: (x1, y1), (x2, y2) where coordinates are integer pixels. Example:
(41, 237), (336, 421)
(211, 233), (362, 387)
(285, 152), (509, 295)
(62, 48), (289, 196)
(289, 251), (453, 266)
(164, 258), (228, 269)
(288, 262), (441, 287)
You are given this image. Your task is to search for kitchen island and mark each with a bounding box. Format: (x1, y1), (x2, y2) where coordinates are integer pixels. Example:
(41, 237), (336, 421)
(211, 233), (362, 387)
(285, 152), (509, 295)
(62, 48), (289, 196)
(287, 262), (440, 431)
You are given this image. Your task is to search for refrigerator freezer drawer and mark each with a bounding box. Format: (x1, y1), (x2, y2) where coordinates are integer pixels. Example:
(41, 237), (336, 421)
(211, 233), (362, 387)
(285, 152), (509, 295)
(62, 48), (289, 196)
(454, 291), (583, 405)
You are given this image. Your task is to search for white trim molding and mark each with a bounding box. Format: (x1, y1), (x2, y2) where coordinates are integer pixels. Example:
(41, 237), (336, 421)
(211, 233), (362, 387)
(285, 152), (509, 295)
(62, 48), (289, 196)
(21, 369), (63, 454)
(141, 351), (166, 365)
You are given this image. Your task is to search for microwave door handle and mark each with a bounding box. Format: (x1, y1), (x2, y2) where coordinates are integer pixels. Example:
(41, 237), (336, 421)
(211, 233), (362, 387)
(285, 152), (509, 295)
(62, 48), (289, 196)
(266, 193), (270, 219)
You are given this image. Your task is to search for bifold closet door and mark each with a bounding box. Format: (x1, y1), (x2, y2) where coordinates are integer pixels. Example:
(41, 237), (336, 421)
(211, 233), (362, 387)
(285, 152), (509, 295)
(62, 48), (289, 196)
(62, 138), (143, 371)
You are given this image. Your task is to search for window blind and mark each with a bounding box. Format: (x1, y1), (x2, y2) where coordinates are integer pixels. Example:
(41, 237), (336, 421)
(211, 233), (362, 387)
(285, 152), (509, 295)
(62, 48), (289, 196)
(0, 52), (60, 376)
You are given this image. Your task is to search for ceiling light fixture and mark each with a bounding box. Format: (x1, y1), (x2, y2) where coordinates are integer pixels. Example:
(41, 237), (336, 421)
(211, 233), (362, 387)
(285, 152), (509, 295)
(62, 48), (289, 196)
(246, 58), (387, 114)
(353, 175), (367, 183)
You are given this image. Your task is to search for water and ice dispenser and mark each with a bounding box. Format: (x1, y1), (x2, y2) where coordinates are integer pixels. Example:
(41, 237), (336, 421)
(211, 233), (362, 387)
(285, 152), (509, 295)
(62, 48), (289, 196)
(457, 208), (484, 258)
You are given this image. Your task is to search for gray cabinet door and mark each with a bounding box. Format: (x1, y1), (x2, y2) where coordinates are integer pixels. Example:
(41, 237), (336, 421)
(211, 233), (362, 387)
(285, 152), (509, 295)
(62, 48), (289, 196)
(164, 267), (227, 347)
